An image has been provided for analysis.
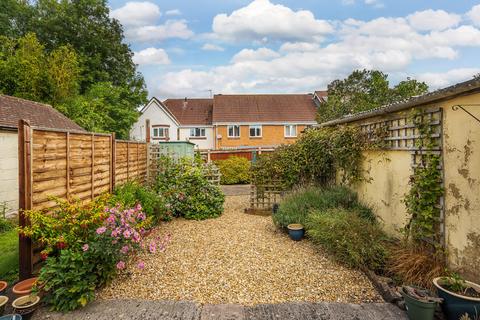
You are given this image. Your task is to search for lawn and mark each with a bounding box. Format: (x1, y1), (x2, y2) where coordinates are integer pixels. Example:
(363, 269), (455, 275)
(0, 229), (19, 283)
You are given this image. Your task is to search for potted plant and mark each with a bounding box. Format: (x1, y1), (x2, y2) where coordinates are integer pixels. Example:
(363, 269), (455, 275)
(11, 295), (40, 320)
(400, 286), (441, 320)
(0, 282), (6, 295)
(0, 296), (8, 315)
(0, 315), (23, 320)
(287, 224), (305, 241)
(433, 274), (480, 320)
(12, 278), (37, 297)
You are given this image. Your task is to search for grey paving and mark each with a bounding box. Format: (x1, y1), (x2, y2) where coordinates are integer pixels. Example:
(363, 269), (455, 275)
(220, 184), (251, 196)
(33, 300), (407, 320)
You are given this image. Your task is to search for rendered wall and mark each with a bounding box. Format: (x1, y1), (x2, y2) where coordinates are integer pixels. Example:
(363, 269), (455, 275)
(0, 130), (18, 215)
(178, 127), (214, 150)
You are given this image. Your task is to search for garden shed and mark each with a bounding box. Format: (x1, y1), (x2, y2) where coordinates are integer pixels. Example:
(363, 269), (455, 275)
(321, 78), (480, 281)
(0, 95), (84, 215)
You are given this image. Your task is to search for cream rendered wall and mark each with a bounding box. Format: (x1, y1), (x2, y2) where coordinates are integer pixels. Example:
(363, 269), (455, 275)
(352, 150), (412, 236)
(130, 100), (179, 142)
(178, 127), (214, 150)
(0, 130), (18, 216)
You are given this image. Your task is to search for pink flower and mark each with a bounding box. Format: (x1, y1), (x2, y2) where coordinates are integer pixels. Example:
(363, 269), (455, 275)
(132, 232), (140, 243)
(120, 245), (129, 254)
(137, 261), (145, 270)
(107, 214), (115, 224)
(149, 241), (157, 254)
(116, 261), (126, 270)
(123, 229), (131, 239)
(96, 227), (106, 235)
(82, 244), (89, 252)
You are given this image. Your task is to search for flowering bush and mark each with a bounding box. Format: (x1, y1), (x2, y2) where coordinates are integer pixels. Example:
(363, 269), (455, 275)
(154, 156), (225, 220)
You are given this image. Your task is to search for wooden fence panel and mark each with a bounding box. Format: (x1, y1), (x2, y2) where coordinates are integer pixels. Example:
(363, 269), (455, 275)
(18, 125), (147, 279)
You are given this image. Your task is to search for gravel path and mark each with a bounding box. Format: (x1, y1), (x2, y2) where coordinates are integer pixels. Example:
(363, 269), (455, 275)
(99, 195), (382, 305)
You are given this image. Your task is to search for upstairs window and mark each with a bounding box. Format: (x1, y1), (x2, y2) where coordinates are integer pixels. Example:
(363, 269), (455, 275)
(190, 128), (206, 137)
(153, 127), (168, 139)
(284, 125), (297, 137)
(249, 125), (262, 137)
(228, 125), (240, 137)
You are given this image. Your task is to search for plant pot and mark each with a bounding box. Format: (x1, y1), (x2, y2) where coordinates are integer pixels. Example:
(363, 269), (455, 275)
(0, 282), (6, 295)
(0, 315), (22, 320)
(11, 295), (40, 320)
(287, 224), (305, 241)
(433, 277), (480, 320)
(12, 278), (37, 297)
(400, 287), (436, 320)
(0, 296), (9, 315)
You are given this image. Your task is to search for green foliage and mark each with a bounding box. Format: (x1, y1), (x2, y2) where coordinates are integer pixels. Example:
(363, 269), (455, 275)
(252, 126), (367, 188)
(403, 111), (444, 244)
(112, 182), (171, 223)
(154, 156), (225, 220)
(274, 186), (375, 229)
(441, 272), (469, 294)
(0, 229), (18, 283)
(306, 209), (389, 271)
(0, 203), (15, 233)
(215, 156), (251, 185)
(317, 70), (428, 123)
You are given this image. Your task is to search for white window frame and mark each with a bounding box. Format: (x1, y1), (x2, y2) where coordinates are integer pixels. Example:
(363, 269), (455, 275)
(284, 125), (297, 137)
(189, 127), (206, 138)
(153, 127), (168, 138)
(249, 125), (262, 138)
(227, 125), (240, 138)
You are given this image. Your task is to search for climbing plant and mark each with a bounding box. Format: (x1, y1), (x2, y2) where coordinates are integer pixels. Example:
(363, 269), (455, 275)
(403, 110), (444, 246)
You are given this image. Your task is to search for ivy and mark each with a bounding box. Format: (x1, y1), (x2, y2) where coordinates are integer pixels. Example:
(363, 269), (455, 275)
(403, 110), (444, 245)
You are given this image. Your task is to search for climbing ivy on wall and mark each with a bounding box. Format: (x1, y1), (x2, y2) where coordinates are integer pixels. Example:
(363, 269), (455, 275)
(403, 110), (444, 246)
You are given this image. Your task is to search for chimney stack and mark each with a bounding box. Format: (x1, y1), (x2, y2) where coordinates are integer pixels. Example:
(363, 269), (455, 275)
(183, 97), (188, 110)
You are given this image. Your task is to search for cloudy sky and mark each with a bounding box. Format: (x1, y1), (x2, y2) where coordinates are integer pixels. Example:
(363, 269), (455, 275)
(108, 0), (480, 99)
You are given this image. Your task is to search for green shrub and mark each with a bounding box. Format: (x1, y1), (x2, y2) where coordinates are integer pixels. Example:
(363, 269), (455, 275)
(306, 208), (389, 271)
(112, 182), (170, 223)
(215, 156), (251, 185)
(154, 156), (225, 220)
(0, 202), (14, 233)
(274, 186), (375, 229)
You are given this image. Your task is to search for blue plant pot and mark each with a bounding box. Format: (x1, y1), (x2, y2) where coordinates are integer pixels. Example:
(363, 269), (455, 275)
(0, 315), (23, 320)
(287, 224), (305, 241)
(433, 277), (480, 320)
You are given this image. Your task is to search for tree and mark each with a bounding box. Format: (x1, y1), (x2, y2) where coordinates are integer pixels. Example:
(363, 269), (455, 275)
(317, 70), (429, 123)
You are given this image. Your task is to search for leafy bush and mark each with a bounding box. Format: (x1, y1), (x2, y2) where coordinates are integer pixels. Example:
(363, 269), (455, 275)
(112, 182), (171, 223)
(306, 208), (389, 271)
(0, 202), (14, 233)
(154, 156), (225, 220)
(215, 156), (251, 185)
(274, 186), (375, 229)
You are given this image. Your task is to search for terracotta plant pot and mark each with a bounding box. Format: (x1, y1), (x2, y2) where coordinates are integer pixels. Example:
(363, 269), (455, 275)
(12, 295), (40, 320)
(12, 279), (37, 297)
(0, 296), (9, 315)
(287, 224), (305, 241)
(433, 277), (480, 320)
(0, 282), (7, 295)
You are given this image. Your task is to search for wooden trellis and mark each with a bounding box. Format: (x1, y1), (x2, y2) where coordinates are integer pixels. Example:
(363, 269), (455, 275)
(247, 179), (286, 215)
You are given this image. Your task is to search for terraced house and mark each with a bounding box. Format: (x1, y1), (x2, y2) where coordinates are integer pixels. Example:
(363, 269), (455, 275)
(130, 93), (321, 150)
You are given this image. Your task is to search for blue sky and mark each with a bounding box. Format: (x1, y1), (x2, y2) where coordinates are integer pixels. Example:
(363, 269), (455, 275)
(108, 0), (480, 99)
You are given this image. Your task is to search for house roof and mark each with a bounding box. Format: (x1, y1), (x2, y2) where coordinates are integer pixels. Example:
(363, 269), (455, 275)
(314, 91), (328, 99)
(0, 95), (84, 131)
(212, 94), (317, 123)
(321, 78), (480, 127)
(163, 98), (213, 126)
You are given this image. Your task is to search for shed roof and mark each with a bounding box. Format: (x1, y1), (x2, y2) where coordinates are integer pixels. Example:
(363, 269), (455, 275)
(212, 94), (317, 123)
(320, 78), (480, 127)
(0, 95), (84, 131)
(163, 98), (213, 126)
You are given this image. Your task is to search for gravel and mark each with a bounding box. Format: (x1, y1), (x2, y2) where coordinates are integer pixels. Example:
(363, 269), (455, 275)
(99, 195), (382, 305)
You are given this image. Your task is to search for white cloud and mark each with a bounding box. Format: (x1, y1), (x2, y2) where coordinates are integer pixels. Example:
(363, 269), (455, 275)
(111, 2), (161, 27)
(231, 48), (280, 63)
(467, 4), (480, 27)
(417, 68), (480, 89)
(407, 9), (461, 31)
(279, 42), (320, 52)
(212, 0), (333, 42)
(133, 48), (170, 65)
(202, 43), (225, 51)
(166, 9), (181, 16)
(125, 20), (194, 42)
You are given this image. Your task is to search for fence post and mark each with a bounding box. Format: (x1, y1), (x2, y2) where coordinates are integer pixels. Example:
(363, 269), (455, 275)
(18, 119), (33, 280)
(146, 143), (150, 184)
(207, 149), (211, 163)
(111, 133), (116, 191)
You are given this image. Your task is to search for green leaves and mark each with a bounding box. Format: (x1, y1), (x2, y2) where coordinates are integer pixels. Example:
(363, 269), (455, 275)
(215, 156), (251, 185)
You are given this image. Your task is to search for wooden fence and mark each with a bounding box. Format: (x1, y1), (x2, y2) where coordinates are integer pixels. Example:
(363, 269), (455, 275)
(18, 120), (147, 279)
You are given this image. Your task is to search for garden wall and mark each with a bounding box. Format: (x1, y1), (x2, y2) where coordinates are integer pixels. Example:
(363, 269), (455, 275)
(18, 120), (147, 278)
(343, 92), (480, 281)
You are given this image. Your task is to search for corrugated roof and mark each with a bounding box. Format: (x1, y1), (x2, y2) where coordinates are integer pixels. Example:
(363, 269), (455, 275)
(320, 78), (480, 127)
(163, 98), (213, 125)
(0, 95), (85, 131)
(212, 94), (317, 123)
